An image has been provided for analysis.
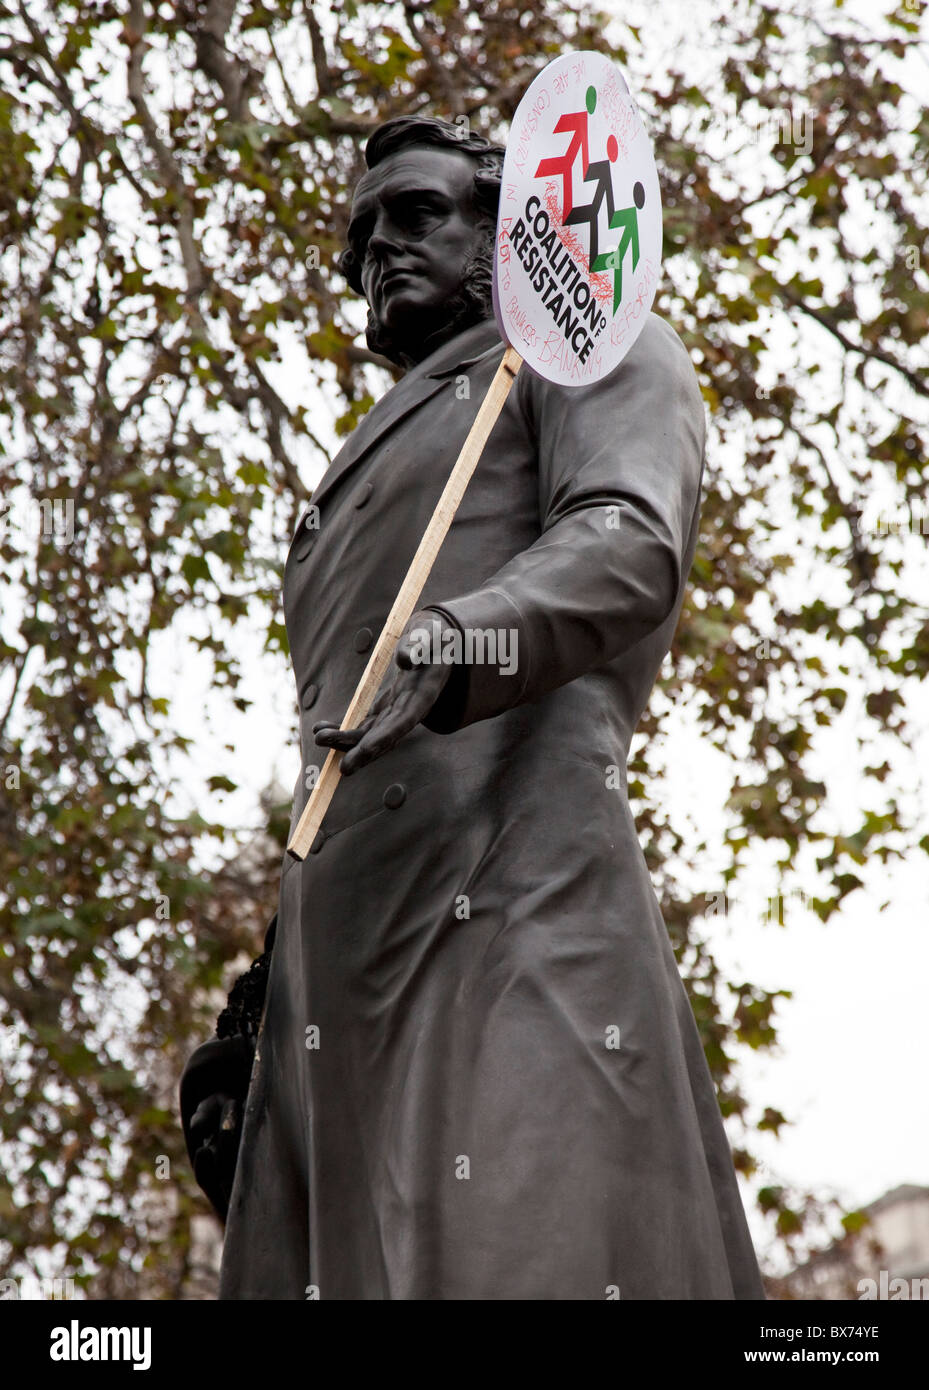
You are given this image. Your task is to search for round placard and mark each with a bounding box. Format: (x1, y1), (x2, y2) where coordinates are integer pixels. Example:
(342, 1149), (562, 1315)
(493, 51), (662, 384)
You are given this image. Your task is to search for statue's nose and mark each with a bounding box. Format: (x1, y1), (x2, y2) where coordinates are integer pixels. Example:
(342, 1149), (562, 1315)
(367, 212), (404, 265)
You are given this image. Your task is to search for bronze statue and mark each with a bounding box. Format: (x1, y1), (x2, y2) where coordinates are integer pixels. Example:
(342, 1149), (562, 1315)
(182, 115), (765, 1300)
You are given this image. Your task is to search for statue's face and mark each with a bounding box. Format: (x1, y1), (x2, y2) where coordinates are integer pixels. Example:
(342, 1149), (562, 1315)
(347, 147), (486, 362)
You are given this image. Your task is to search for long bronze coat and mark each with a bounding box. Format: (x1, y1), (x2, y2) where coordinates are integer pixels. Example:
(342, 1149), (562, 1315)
(219, 313), (765, 1300)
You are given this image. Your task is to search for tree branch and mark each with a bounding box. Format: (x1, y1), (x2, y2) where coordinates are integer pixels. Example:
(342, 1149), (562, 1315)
(302, 0), (333, 97)
(125, 1), (206, 302)
(402, 2), (456, 110)
(124, 3), (309, 499)
(780, 285), (928, 401)
(185, 0), (253, 123)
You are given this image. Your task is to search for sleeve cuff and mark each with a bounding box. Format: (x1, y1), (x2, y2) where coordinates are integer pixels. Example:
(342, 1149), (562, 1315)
(420, 590), (530, 733)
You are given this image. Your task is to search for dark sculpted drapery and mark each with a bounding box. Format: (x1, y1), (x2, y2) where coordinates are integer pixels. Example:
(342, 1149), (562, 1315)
(218, 313), (766, 1300)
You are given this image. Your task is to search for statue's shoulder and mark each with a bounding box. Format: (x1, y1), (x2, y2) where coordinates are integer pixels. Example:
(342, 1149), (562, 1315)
(520, 311), (700, 408)
(636, 310), (697, 371)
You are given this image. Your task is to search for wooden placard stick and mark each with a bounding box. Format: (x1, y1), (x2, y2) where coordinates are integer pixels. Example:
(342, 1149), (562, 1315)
(287, 343), (523, 861)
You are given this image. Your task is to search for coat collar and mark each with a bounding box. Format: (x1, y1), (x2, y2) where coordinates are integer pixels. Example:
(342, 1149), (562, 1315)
(309, 318), (503, 510)
(421, 316), (504, 378)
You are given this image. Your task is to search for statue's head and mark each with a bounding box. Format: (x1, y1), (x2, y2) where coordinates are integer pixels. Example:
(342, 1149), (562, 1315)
(339, 116), (504, 368)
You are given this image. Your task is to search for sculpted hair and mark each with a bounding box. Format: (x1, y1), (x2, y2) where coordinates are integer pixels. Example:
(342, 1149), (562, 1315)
(338, 116), (504, 364)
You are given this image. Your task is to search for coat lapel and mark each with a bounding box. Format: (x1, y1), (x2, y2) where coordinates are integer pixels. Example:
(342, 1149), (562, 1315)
(309, 318), (503, 511)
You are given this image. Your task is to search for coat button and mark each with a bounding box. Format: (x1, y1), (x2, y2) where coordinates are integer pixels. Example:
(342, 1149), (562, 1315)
(353, 627), (373, 653)
(383, 783), (406, 810)
(295, 534), (316, 562)
(354, 483), (373, 509)
(301, 683), (319, 710)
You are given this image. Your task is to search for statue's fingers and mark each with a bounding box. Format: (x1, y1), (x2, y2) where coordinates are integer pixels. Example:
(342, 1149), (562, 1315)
(341, 693), (420, 775)
(314, 728), (361, 750)
(313, 719), (372, 750)
(350, 666), (450, 772)
(314, 682), (400, 754)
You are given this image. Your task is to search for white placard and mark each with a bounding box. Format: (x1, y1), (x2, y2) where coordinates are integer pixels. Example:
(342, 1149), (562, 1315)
(493, 51), (662, 385)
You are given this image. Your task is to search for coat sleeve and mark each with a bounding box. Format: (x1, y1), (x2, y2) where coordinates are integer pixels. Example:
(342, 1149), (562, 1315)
(422, 313), (706, 734)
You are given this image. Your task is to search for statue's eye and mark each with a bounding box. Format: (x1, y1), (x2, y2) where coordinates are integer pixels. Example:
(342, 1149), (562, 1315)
(398, 196), (441, 231)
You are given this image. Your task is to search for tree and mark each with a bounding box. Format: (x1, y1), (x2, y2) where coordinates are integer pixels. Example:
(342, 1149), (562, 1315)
(1, 0), (926, 1295)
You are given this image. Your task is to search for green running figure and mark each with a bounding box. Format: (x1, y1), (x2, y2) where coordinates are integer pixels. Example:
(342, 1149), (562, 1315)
(592, 181), (645, 313)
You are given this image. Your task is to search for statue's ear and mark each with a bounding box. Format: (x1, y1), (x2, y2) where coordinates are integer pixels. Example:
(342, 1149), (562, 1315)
(336, 244), (363, 294)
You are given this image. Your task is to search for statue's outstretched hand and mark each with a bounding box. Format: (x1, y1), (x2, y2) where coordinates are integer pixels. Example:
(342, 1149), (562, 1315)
(313, 610), (453, 774)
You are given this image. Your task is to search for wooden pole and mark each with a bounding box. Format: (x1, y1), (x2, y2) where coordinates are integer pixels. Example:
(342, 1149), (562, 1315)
(287, 343), (523, 861)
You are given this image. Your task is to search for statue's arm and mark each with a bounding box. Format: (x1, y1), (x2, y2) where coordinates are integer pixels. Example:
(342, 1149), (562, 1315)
(422, 314), (706, 733)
